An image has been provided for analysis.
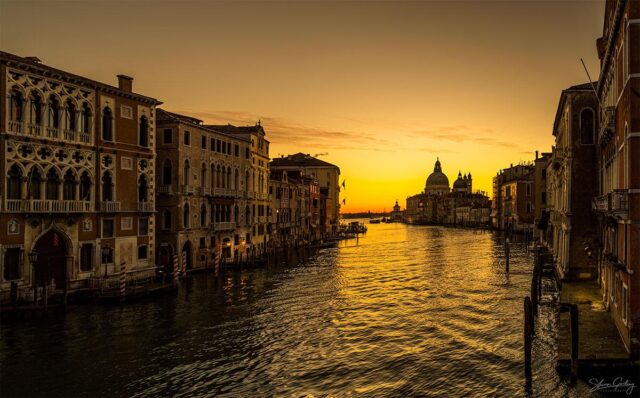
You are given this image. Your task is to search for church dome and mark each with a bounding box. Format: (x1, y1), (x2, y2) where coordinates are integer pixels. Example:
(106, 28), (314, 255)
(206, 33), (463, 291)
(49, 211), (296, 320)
(425, 158), (450, 194)
(453, 172), (468, 190)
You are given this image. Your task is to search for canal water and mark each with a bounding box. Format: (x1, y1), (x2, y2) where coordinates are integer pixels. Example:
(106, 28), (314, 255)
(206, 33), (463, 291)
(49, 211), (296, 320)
(1, 222), (598, 397)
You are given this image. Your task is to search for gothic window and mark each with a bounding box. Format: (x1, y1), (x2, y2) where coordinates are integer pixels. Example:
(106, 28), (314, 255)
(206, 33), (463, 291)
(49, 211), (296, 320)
(102, 171), (114, 201)
(30, 92), (43, 125)
(183, 160), (190, 186)
(138, 174), (148, 202)
(201, 163), (207, 188)
(102, 106), (113, 141)
(45, 168), (60, 200)
(9, 87), (24, 122)
(27, 168), (42, 199)
(66, 99), (77, 131)
(200, 204), (207, 227)
(234, 169), (239, 191)
(7, 165), (23, 199)
(48, 95), (60, 129)
(210, 164), (216, 189)
(217, 165), (222, 188)
(63, 170), (77, 200)
(80, 171), (92, 201)
(139, 116), (149, 147)
(80, 243), (93, 271)
(227, 167), (231, 189)
(234, 205), (239, 223)
(81, 103), (92, 133)
(3, 248), (21, 281)
(162, 209), (172, 230)
(183, 203), (190, 228)
(580, 108), (594, 145)
(163, 159), (172, 185)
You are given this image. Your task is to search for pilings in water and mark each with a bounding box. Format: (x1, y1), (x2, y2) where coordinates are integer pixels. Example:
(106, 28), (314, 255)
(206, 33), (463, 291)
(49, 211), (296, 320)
(559, 302), (579, 385)
(524, 296), (533, 391)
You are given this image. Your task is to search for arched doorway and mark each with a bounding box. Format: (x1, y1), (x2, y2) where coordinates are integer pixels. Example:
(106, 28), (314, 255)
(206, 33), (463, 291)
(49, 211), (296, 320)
(182, 241), (193, 270)
(34, 229), (69, 289)
(157, 245), (173, 274)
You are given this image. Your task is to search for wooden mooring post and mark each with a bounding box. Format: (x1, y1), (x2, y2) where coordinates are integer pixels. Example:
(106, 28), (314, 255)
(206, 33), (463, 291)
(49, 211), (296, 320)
(524, 296), (533, 391)
(505, 237), (510, 273)
(559, 303), (579, 385)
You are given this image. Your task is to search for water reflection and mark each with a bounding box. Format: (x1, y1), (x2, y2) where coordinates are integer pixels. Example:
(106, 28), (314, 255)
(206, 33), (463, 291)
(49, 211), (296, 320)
(1, 223), (596, 397)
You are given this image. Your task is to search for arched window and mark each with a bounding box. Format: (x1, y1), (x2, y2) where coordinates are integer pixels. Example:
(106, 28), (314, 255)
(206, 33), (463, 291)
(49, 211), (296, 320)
(234, 169), (239, 191)
(138, 175), (148, 202)
(80, 171), (92, 201)
(580, 108), (594, 145)
(183, 160), (190, 186)
(102, 171), (114, 201)
(245, 206), (250, 225)
(163, 159), (172, 185)
(27, 168), (42, 199)
(102, 106), (113, 141)
(227, 167), (231, 189)
(81, 103), (92, 133)
(66, 99), (77, 131)
(234, 205), (239, 223)
(30, 92), (42, 125)
(226, 205), (231, 222)
(210, 163), (216, 190)
(48, 96), (60, 129)
(200, 204), (207, 227)
(201, 163), (207, 188)
(63, 170), (77, 200)
(139, 116), (149, 147)
(7, 165), (23, 199)
(45, 169), (60, 200)
(9, 87), (24, 122)
(217, 165), (222, 188)
(183, 203), (190, 228)
(163, 209), (172, 230)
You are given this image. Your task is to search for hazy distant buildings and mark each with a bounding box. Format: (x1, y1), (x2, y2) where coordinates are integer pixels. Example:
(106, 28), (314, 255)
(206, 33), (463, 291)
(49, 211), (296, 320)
(406, 159), (490, 226)
(270, 153), (341, 235)
(491, 163), (535, 231)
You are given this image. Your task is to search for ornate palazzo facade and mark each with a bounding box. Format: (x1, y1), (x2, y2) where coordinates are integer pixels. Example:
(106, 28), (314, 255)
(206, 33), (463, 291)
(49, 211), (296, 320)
(0, 51), (160, 297)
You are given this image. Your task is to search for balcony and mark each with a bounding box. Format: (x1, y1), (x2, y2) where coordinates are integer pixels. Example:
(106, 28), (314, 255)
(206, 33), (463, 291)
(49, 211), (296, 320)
(4, 199), (92, 213)
(100, 201), (121, 212)
(201, 187), (212, 196)
(214, 222), (235, 231)
(158, 185), (172, 194)
(592, 194), (609, 212)
(214, 188), (233, 197)
(138, 202), (155, 212)
(181, 185), (195, 195)
(599, 106), (616, 147)
(6, 121), (94, 145)
(611, 189), (629, 216)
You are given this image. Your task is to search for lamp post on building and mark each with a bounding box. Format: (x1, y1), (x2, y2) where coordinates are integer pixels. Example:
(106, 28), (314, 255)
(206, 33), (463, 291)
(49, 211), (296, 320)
(28, 250), (38, 304)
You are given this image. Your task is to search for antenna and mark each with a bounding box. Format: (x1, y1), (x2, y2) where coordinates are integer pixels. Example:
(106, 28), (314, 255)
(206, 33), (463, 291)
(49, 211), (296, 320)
(580, 58), (603, 109)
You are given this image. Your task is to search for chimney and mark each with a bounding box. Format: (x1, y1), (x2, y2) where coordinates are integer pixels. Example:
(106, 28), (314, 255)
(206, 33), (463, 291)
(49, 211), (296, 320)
(535, 150), (539, 160)
(25, 56), (42, 64)
(117, 74), (133, 92)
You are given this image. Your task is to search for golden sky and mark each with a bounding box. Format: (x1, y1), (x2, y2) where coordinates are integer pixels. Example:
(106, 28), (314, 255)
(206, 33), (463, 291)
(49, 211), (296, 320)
(1, 1), (604, 212)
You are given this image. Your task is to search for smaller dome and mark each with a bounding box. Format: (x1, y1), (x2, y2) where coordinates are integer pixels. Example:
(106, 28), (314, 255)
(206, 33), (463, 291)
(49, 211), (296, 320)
(453, 171), (467, 189)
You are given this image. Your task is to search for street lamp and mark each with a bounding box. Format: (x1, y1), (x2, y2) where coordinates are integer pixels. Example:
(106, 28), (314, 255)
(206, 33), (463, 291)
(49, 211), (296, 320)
(29, 250), (38, 304)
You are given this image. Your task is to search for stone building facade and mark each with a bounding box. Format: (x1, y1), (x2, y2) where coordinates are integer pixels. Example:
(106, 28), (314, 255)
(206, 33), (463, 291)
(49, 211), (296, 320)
(593, 0), (639, 354)
(544, 83), (599, 281)
(491, 163), (534, 231)
(1, 51), (160, 299)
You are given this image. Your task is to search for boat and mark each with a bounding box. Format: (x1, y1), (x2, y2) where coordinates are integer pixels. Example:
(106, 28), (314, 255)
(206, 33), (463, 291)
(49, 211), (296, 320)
(370, 219), (381, 224)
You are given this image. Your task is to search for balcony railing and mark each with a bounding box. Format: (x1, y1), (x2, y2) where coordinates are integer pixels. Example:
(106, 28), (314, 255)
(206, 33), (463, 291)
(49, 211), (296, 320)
(4, 199), (92, 213)
(202, 187), (212, 196)
(158, 185), (172, 194)
(214, 222), (235, 231)
(181, 185), (195, 195)
(138, 202), (155, 212)
(100, 201), (121, 212)
(611, 189), (629, 214)
(6, 121), (94, 145)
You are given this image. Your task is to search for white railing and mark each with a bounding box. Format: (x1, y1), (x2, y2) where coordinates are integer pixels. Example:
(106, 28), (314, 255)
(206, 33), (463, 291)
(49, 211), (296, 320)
(181, 185), (195, 195)
(611, 189), (629, 213)
(138, 202), (155, 212)
(6, 122), (93, 145)
(100, 201), (121, 212)
(214, 222), (235, 231)
(158, 185), (172, 194)
(592, 195), (608, 212)
(4, 199), (92, 212)
(202, 187), (211, 196)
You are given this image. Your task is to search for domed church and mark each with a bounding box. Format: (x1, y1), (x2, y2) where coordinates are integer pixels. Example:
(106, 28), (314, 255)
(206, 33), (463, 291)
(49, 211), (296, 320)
(452, 171), (472, 194)
(425, 158), (450, 195)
